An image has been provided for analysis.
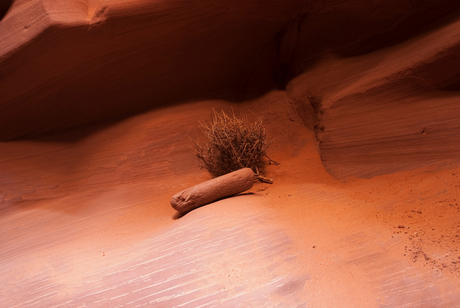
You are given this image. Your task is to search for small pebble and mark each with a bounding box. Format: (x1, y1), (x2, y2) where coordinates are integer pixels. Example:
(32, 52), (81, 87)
(398, 225), (405, 228)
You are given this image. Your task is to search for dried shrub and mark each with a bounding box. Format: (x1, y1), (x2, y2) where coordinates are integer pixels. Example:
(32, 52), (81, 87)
(195, 109), (272, 177)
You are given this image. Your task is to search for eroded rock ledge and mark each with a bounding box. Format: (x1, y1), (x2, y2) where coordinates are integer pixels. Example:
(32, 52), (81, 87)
(1, 0), (460, 177)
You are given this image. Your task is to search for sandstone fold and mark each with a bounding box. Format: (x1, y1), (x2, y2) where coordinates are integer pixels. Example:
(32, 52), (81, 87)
(171, 168), (254, 214)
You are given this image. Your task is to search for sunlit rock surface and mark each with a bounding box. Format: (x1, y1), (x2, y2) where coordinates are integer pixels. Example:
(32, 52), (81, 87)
(2, 1), (460, 307)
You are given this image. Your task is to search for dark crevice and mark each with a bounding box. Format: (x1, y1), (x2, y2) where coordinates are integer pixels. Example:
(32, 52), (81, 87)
(0, 0), (13, 21)
(273, 12), (307, 90)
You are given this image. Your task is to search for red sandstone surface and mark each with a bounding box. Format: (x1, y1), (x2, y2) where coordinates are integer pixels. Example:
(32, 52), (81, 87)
(1, 1), (460, 307)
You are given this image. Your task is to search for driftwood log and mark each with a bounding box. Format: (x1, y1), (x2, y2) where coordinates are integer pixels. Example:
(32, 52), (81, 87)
(171, 168), (254, 214)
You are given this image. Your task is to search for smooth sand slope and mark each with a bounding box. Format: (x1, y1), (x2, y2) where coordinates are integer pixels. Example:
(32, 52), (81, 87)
(1, 92), (460, 307)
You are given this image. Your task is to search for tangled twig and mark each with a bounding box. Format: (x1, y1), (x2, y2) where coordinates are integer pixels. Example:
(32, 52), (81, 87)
(194, 109), (276, 182)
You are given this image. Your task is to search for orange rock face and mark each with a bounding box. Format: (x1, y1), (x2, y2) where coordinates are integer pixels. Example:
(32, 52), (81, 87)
(0, 0), (304, 140)
(286, 7), (460, 178)
(1, 0), (460, 177)
(2, 1), (460, 307)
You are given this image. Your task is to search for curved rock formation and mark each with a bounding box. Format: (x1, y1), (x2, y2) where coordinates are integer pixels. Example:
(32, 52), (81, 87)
(0, 0), (304, 140)
(286, 5), (460, 178)
(2, 3), (460, 305)
(1, 0), (460, 178)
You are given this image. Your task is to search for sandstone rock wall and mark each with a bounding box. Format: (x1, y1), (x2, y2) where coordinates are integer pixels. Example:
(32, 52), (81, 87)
(0, 0), (303, 140)
(1, 0), (460, 177)
(284, 2), (460, 177)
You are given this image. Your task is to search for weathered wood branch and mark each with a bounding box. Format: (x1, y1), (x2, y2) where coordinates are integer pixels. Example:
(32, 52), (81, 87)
(171, 168), (254, 214)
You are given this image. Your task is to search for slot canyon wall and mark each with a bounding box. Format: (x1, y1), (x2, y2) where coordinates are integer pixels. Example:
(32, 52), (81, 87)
(1, 0), (460, 178)
(3, 2), (460, 306)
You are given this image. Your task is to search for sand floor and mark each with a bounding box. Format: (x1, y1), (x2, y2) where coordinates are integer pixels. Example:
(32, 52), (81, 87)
(1, 91), (460, 307)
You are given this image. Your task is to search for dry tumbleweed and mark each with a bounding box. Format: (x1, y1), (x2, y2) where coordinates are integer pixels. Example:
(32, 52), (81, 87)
(194, 109), (277, 182)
